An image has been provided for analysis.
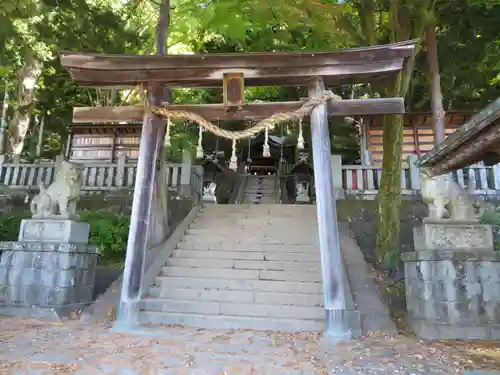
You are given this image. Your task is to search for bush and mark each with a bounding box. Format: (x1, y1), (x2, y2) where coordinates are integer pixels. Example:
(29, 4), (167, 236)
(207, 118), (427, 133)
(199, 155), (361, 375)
(80, 210), (130, 267)
(0, 210), (130, 267)
(481, 208), (500, 251)
(0, 212), (28, 241)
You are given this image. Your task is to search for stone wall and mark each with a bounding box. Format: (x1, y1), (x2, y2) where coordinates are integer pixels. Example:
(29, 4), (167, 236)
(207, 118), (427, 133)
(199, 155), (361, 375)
(0, 242), (99, 319)
(402, 250), (500, 340)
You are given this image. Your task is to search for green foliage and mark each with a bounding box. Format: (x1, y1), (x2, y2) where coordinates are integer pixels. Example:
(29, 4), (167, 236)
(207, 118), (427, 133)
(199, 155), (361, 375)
(80, 210), (130, 267)
(481, 209), (500, 250)
(0, 212), (26, 241)
(0, 210), (130, 267)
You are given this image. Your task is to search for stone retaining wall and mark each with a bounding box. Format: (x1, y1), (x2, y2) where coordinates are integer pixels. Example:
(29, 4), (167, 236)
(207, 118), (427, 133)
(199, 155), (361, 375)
(402, 250), (500, 340)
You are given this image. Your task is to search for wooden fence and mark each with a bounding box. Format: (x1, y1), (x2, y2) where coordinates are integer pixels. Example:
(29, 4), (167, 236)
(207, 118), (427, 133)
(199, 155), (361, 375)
(2, 153), (500, 199)
(339, 155), (500, 198)
(0, 154), (201, 194)
(280, 154), (500, 199)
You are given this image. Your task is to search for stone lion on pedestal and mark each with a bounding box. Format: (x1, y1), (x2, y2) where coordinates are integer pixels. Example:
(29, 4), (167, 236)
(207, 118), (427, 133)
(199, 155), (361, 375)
(420, 168), (485, 222)
(30, 160), (83, 220)
(202, 181), (217, 203)
(296, 183), (309, 198)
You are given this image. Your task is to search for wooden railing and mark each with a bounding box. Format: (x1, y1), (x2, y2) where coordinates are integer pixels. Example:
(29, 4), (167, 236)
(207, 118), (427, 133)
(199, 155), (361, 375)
(280, 154), (500, 199)
(341, 160), (500, 198)
(3, 153), (500, 199)
(0, 154), (199, 194)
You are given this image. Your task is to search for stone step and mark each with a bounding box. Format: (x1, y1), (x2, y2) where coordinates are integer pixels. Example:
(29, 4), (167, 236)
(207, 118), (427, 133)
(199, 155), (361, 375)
(185, 229), (316, 237)
(176, 242), (318, 252)
(254, 291), (323, 306)
(260, 270), (322, 283)
(180, 237), (319, 245)
(185, 236), (317, 241)
(147, 287), (323, 306)
(180, 235), (318, 242)
(160, 266), (259, 279)
(148, 287), (254, 303)
(139, 311), (324, 331)
(160, 266), (321, 282)
(140, 298), (324, 320)
(173, 249), (320, 262)
(154, 276), (323, 294)
(166, 258), (321, 271)
(185, 229), (317, 236)
(166, 257), (234, 269)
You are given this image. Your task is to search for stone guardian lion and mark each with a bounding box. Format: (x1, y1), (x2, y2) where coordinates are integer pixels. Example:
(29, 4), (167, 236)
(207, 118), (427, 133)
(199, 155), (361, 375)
(30, 160), (83, 220)
(420, 167), (485, 222)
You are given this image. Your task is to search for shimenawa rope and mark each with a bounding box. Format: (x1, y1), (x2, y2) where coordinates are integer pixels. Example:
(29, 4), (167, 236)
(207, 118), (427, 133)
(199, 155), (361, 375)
(140, 85), (340, 168)
(144, 91), (340, 141)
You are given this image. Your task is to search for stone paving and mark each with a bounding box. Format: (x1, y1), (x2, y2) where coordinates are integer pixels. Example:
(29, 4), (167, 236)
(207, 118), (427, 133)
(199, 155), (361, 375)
(1, 318), (500, 375)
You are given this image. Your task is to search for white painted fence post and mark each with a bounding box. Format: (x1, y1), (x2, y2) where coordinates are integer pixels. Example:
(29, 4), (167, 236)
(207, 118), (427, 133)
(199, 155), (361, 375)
(407, 154), (420, 192)
(115, 153), (127, 187)
(331, 154), (344, 199)
(180, 150), (193, 196)
(0, 154), (5, 184)
(493, 163), (500, 191)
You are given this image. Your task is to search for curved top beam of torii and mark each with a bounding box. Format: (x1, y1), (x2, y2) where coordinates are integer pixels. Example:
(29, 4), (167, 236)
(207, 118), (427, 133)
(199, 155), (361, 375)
(59, 40), (418, 89)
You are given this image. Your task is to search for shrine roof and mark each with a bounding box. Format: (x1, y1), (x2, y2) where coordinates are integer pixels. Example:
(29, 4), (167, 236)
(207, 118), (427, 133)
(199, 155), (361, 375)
(416, 97), (500, 175)
(59, 40), (418, 89)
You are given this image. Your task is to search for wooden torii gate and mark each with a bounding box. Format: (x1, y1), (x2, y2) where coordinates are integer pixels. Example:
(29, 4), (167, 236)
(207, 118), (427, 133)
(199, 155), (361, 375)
(59, 40), (417, 338)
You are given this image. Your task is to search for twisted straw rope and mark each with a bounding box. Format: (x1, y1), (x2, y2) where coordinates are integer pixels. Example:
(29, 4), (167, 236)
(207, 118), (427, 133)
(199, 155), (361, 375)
(143, 89), (341, 141)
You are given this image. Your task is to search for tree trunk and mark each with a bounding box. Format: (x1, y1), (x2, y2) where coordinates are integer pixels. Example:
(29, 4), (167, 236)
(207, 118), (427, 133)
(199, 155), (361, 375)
(372, 0), (435, 269)
(148, 0), (172, 247)
(35, 114), (45, 157)
(0, 82), (9, 154)
(9, 52), (42, 162)
(375, 49), (418, 267)
(426, 23), (446, 144)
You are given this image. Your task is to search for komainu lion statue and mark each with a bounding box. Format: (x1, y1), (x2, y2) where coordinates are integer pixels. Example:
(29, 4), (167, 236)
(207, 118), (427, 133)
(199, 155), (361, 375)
(420, 167), (485, 222)
(30, 160), (83, 220)
(202, 181), (217, 203)
(296, 182), (309, 198)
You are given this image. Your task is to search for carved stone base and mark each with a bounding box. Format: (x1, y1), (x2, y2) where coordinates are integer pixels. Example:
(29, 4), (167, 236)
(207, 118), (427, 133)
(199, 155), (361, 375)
(202, 194), (217, 204)
(0, 242), (99, 320)
(19, 219), (90, 244)
(413, 221), (494, 251)
(296, 195), (310, 204)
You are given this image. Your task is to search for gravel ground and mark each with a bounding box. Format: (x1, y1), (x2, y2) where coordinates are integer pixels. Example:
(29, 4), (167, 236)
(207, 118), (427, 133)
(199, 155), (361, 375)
(1, 318), (500, 375)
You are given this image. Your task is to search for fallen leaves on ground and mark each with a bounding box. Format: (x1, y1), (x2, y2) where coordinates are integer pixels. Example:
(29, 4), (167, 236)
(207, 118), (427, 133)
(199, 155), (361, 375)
(368, 263), (500, 371)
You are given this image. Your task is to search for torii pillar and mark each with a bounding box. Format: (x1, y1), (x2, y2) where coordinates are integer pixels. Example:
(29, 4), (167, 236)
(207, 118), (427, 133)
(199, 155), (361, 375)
(309, 78), (354, 340)
(114, 83), (165, 329)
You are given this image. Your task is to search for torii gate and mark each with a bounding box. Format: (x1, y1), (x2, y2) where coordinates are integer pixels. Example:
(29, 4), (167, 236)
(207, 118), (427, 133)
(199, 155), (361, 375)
(59, 40), (417, 338)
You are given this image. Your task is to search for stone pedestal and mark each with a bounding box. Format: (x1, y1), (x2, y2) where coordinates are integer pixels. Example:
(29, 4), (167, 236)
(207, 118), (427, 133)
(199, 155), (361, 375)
(19, 219), (90, 244)
(414, 221), (494, 251)
(202, 193), (217, 204)
(295, 194), (310, 204)
(402, 221), (500, 340)
(202, 182), (217, 204)
(0, 220), (99, 320)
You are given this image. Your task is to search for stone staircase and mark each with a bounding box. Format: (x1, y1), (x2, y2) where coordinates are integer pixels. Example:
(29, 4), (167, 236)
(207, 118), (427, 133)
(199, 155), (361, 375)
(139, 204), (325, 331)
(242, 175), (278, 204)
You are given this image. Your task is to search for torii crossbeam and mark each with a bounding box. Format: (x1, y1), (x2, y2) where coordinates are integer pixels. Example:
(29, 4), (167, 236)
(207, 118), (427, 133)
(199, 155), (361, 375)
(59, 39), (418, 338)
